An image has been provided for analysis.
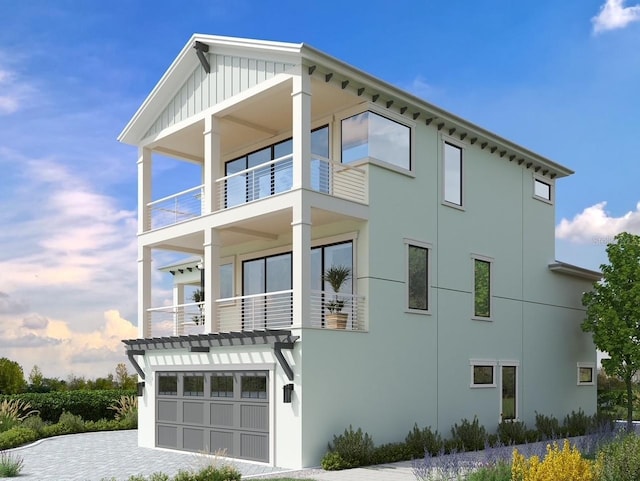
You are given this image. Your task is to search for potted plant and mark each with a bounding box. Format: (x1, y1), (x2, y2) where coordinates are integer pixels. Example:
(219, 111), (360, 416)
(323, 265), (351, 329)
(191, 289), (204, 325)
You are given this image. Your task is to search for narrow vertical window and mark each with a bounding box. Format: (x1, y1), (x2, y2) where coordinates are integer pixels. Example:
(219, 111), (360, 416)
(474, 258), (491, 318)
(407, 244), (429, 311)
(444, 142), (463, 206)
(501, 365), (517, 421)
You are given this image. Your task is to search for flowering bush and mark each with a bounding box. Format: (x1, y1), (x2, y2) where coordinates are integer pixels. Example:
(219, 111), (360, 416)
(511, 439), (599, 481)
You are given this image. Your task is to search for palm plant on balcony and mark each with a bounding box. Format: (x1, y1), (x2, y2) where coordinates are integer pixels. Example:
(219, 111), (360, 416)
(323, 265), (351, 329)
(191, 289), (204, 325)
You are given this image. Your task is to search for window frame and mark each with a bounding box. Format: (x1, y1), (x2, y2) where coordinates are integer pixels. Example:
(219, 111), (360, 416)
(577, 362), (595, 386)
(337, 104), (415, 174)
(533, 174), (554, 204)
(470, 360), (497, 388)
(472, 254), (494, 321)
(404, 239), (432, 314)
(240, 372), (269, 401)
(441, 136), (465, 209)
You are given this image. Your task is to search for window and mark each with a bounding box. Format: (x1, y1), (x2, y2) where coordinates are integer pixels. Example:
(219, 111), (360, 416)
(183, 374), (204, 396)
(211, 374), (234, 397)
(501, 363), (518, 421)
(470, 360), (496, 388)
(158, 374), (177, 396)
(405, 241), (431, 312)
(473, 256), (492, 319)
(341, 111), (411, 170)
(534, 177), (552, 202)
(443, 142), (463, 206)
(577, 363), (595, 385)
(241, 375), (267, 399)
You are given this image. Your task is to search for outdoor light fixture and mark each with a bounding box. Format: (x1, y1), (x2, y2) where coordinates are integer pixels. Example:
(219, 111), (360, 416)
(283, 383), (294, 403)
(193, 41), (211, 73)
(196, 259), (204, 300)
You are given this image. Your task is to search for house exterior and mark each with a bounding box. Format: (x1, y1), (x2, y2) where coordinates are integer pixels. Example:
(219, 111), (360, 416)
(118, 34), (599, 469)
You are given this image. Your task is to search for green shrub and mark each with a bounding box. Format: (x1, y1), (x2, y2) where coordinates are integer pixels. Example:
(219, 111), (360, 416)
(170, 465), (241, 481)
(0, 426), (39, 450)
(20, 414), (46, 435)
(57, 411), (85, 433)
(321, 451), (348, 470)
(324, 425), (374, 469)
(535, 412), (563, 439)
(466, 461), (511, 481)
(147, 473), (171, 481)
(596, 433), (640, 481)
(0, 451), (24, 477)
(405, 423), (443, 458)
(370, 442), (411, 464)
(497, 420), (526, 445)
(563, 408), (591, 437)
(449, 416), (486, 452)
(0, 390), (136, 422)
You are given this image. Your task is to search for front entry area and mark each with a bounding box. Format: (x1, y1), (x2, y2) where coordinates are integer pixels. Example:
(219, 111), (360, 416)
(155, 371), (269, 462)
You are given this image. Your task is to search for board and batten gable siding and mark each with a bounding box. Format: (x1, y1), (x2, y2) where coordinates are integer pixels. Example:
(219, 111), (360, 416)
(144, 53), (296, 138)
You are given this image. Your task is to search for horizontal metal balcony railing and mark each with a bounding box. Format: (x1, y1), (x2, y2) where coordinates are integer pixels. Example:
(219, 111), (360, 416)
(145, 290), (366, 337)
(147, 185), (204, 230)
(145, 156), (367, 231)
(146, 301), (205, 337)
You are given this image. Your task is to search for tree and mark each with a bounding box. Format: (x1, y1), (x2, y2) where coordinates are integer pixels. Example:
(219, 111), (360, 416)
(0, 358), (26, 394)
(582, 232), (640, 430)
(115, 362), (137, 390)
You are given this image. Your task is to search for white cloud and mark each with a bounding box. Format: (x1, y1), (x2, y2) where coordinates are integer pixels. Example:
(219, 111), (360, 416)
(593, 0), (640, 33)
(403, 75), (440, 100)
(556, 201), (640, 243)
(0, 65), (36, 115)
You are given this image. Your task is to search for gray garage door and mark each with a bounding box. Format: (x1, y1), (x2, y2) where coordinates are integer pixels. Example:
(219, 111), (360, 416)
(156, 371), (269, 462)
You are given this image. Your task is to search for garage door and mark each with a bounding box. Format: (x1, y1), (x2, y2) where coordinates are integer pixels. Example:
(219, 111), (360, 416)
(155, 371), (269, 462)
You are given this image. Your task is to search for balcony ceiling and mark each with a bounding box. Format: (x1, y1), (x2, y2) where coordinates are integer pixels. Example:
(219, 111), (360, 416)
(152, 77), (362, 163)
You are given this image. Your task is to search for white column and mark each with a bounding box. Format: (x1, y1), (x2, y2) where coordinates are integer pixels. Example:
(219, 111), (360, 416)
(203, 227), (221, 333)
(137, 147), (152, 232)
(292, 65), (312, 191)
(137, 246), (152, 338)
(203, 115), (221, 213)
(173, 283), (185, 336)
(292, 200), (312, 328)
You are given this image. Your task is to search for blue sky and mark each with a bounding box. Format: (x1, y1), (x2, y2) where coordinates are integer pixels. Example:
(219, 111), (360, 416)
(0, 0), (639, 378)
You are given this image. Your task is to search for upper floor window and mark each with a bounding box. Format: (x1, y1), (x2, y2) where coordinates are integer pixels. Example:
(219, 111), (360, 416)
(577, 362), (595, 386)
(405, 240), (431, 313)
(473, 256), (492, 319)
(341, 111), (410, 170)
(443, 142), (463, 206)
(533, 177), (553, 203)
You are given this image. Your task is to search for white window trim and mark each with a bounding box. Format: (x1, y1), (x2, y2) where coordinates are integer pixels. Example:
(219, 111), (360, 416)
(532, 174), (554, 204)
(499, 360), (520, 422)
(441, 134), (466, 210)
(335, 103), (415, 174)
(404, 238), (432, 315)
(471, 254), (494, 321)
(577, 362), (596, 386)
(470, 359), (497, 388)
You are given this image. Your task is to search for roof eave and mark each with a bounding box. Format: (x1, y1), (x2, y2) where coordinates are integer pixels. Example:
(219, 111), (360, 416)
(548, 261), (602, 282)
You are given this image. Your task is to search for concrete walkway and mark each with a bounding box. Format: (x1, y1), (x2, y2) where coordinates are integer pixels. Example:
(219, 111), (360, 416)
(2, 430), (417, 481)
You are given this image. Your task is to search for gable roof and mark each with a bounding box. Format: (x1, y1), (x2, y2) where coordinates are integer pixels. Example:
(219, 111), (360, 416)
(119, 34), (573, 178)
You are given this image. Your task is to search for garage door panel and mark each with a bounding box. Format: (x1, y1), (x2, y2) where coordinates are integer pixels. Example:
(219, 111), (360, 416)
(183, 401), (204, 424)
(184, 428), (205, 452)
(240, 404), (268, 430)
(157, 425), (177, 448)
(241, 433), (268, 461)
(210, 430), (234, 454)
(210, 403), (234, 427)
(158, 401), (177, 422)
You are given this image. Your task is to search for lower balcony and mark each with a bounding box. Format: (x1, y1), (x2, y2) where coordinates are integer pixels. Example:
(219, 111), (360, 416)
(146, 289), (366, 337)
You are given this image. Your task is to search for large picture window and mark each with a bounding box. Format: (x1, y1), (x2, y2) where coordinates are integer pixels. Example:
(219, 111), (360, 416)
(443, 142), (463, 206)
(342, 111), (410, 170)
(406, 241), (430, 312)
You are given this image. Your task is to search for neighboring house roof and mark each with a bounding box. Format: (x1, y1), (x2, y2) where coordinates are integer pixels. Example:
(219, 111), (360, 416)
(548, 261), (602, 281)
(118, 34), (573, 179)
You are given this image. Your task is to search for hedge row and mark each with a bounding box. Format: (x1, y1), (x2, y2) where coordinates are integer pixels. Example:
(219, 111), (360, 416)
(0, 389), (136, 423)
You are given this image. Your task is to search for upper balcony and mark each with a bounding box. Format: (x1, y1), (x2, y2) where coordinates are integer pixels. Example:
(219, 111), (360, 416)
(146, 153), (367, 232)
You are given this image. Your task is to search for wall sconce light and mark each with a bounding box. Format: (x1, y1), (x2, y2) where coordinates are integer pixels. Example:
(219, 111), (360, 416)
(283, 383), (294, 403)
